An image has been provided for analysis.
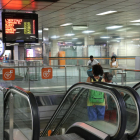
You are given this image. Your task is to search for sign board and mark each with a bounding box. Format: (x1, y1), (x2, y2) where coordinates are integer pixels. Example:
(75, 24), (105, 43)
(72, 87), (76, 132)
(3, 68), (15, 80)
(2, 12), (38, 43)
(42, 68), (53, 79)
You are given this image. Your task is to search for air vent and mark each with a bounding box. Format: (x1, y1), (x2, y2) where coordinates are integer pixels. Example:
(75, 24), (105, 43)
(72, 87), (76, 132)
(35, 0), (59, 1)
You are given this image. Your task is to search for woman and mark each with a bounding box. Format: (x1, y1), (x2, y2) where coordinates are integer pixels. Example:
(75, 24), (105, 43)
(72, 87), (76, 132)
(110, 56), (118, 78)
(87, 65), (107, 121)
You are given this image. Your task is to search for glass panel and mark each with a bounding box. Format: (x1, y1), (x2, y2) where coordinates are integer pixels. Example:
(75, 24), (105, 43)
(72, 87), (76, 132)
(4, 92), (33, 140)
(43, 87), (83, 132)
(123, 94), (137, 133)
(13, 93), (32, 140)
(30, 66), (66, 94)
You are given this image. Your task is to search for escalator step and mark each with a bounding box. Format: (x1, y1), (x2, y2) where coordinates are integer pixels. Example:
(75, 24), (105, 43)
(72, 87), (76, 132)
(40, 133), (85, 140)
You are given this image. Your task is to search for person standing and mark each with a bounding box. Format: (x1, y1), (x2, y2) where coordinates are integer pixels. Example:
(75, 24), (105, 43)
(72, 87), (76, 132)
(87, 55), (100, 77)
(110, 56), (118, 78)
(86, 65), (107, 121)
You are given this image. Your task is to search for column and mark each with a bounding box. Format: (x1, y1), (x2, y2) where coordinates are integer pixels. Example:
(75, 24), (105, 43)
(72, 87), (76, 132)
(51, 40), (59, 65)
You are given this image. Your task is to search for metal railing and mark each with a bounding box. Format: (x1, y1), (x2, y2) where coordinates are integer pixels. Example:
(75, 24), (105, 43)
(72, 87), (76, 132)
(0, 60), (140, 92)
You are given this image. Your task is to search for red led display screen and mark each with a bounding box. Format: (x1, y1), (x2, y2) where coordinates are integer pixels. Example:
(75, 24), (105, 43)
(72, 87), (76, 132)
(2, 12), (38, 43)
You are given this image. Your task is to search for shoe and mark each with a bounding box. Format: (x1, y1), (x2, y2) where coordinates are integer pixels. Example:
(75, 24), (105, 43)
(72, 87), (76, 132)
(115, 76), (118, 79)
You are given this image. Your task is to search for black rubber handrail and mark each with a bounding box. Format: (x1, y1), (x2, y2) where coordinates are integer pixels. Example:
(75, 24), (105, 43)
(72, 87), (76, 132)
(41, 82), (126, 140)
(4, 86), (40, 140)
(93, 82), (140, 140)
(133, 82), (140, 90)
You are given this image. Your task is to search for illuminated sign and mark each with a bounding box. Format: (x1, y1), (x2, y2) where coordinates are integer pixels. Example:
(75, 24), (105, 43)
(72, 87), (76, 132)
(2, 12), (38, 43)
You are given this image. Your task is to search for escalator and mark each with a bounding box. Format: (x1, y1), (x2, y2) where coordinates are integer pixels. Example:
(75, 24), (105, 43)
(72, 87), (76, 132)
(40, 83), (127, 140)
(4, 83), (127, 140)
(4, 82), (140, 140)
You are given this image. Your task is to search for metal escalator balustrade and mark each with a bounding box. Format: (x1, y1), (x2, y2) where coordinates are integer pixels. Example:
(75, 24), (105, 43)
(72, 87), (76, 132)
(41, 82), (126, 140)
(4, 86), (40, 140)
(93, 82), (140, 140)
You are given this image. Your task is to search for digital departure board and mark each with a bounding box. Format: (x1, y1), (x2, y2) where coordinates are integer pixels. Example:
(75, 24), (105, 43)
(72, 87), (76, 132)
(2, 12), (38, 43)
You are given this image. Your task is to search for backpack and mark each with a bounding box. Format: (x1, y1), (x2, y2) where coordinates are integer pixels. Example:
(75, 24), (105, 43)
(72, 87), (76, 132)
(89, 76), (104, 103)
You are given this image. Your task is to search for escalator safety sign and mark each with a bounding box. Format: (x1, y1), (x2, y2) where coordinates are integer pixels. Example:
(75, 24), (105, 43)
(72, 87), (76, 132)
(42, 68), (53, 79)
(3, 69), (15, 80)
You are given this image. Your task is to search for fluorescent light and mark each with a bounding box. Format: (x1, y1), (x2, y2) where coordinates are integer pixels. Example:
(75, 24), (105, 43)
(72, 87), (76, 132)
(130, 19), (140, 22)
(72, 38), (78, 39)
(51, 35), (60, 39)
(76, 42), (82, 44)
(60, 38), (65, 39)
(106, 26), (123, 29)
(43, 28), (49, 30)
(131, 23), (140, 25)
(60, 23), (73, 26)
(64, 33), (75, 36)
(97, 11), (117, 15)
(117, 28), (131, 31)
(82, 30), (95, 33)
(72, 25), (88, 30)
(15, 32), (20, 33)
(116, 38), (124, 39)
(38, 30), (42, 33)
(100, 36), (110, 39)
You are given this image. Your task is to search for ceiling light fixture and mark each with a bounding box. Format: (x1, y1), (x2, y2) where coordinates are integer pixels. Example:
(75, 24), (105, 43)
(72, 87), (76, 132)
(116, 38), (124, 39)
(130, 19), (140, 22)
(72, 38), (78, 39)
(82, 30), (95, 33)
(117, 28), (131, 31)
(100, 36), (110, 39)
(43, 28), (49, 30)
(72, 25), (88, 30)
(97, 11), (117, 15)
(51, 35), (60, 39)
(106, 26), (123, 29)
(131, 23), (140, 25)
(60, 23), (73, 26)
(64, 33), (75, 36)
(38, 30), (42, 33)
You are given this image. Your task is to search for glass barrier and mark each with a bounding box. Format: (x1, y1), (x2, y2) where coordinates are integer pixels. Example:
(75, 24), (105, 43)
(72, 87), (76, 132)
(4, 86), (40, 140)
(41, 83), (126, 140)
(0, 60), (139, 95)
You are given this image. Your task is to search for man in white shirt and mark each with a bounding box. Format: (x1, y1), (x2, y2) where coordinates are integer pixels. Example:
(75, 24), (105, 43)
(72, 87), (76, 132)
(87, 55), (100, 76)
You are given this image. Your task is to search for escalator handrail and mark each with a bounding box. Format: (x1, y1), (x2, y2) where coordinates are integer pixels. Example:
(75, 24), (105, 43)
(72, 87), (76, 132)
(41, 82), (126, 140)
(133, 82), (140, 90)
(4, 86), (40, 140)
(93, 82), (140, 139)
(66, 122), (110, 140)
